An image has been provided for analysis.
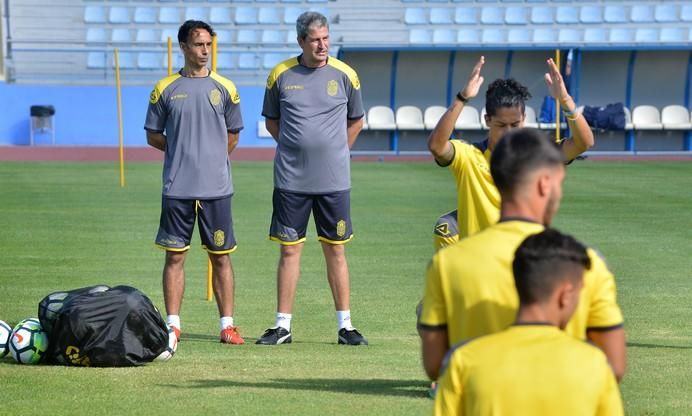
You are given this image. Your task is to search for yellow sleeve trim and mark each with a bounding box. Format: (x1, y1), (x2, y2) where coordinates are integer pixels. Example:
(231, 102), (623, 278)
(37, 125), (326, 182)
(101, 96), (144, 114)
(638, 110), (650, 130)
(327, 57), (361, 90)
(210, 71), (240, 104)
(265, 56), (300, 90)
(150, 73), (181, 104)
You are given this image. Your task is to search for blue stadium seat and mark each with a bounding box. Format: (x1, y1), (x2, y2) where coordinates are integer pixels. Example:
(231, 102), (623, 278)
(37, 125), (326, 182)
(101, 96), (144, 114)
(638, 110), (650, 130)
(603, 5), (627, 23)
(532, 28), (556, 44)
(635, 28), (658, 43)
(237, 30), (259, 44)
(306, 0), (328, 3)
(427, 0), (448, 3)
(579, 5), (602, 24)
(401, 0), (423, 2)
(286, 30), (298, 44)
(87, 52), (106, 69)
(284, 8), (304, 24)
(583, 28), (608, 44)
(683, 4), (692, 22)
(183, 0), (204, 2)
(530, 7), (553, 24)
(136, 29), (158, 43)
(405, 8), (427, 25)
(452, 0), (473, 2)
(482, 29), (505, 44)
(138, 53), (161, 70)
(215, 30), (233, 44)
(160, 28), (178, 43)
(659, 28), (686, 43)
(558, 28), (581, 43)
(235, 7), (258, 24)
(209, 7), (232, 24)
(507, 28), (531, 44)
(113, 52), (135, 69)
(430, 8), (453, 24)
(258, 7), (282, 24)
(457, 28), (480, 44)
(185, 7), (208, 21)
(262, 29), (285, 44)
(281, 0), (302, 2)
(111, 28), (132, 42)
(161, 54), (183, 71)
(454, 7), (477, 24)
(609, 28), (634, 44)
(630, 5), (655, 23)
(409, 29), (432, 44)
(84, 6), (106, 23)
(134, 7), (157, 24)
(216, 53), (234, 70)
(654, 4), (678, 23)
(480, 7), (504, 24)
(109, 7), (130, 24)
(505, 7), (527, 25)
(86, 28), (107, 43)
(526, 0), (547, 2)
(238, 53), (259, 70)
(159, 7), (180, 24)
(500, 0), (523, 2)
(432, 29), (456, 44)
(263, 53), (289, 69)
(555, 6), (578, 24)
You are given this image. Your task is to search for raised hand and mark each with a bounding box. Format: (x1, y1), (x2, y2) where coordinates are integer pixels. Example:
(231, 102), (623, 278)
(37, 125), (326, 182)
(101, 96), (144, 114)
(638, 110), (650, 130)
(544, 58), (570, 104)
(460, 56), (486, 100)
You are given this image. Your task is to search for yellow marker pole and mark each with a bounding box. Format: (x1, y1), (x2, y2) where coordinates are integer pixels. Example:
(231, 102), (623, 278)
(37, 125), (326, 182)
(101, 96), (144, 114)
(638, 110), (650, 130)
(167, 37), (173, 76)
(115, 48), (125, 188)
(555, 49), (561, 141)
(206, 34), (219, 302)
(211, 34), (217, 73)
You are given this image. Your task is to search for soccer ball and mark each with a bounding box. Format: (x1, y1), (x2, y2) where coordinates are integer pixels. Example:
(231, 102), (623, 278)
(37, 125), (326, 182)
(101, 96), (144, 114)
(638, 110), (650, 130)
(0, 320), (12, 358)
(154, 324), (178, 362)
(10, 318), (49, 364)
(38, 291), (69, 333)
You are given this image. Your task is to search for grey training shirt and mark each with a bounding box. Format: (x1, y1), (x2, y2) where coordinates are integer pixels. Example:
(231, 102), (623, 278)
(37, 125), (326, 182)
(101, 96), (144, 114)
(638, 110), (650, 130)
(145, 70), (243, 199)
(262, 56), (364, 193)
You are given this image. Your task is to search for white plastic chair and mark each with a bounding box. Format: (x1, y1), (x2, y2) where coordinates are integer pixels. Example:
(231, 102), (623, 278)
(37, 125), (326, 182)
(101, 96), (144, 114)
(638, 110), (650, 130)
(661, 105), (692, 130)
(367, 106), (397, 130)
(524, 106), (539, 128)
(632, 105), (663, 130)
(424, 106), (447, 130)
(396, 106), (425, 130)
(454, 106), (482, 130)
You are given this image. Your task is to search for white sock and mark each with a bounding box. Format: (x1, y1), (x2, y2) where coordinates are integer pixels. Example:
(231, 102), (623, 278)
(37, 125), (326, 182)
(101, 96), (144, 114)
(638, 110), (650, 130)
(220, 316), (234, 331)
(275, 313), (292, 331)
(336, 310), (353, 330)
(167, 315), (181, 330)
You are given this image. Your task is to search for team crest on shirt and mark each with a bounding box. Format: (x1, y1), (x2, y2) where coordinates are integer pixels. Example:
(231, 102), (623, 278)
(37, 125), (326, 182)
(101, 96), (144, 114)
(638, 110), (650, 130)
(435, 223), (450, 237)
(213, 230), (225, 247)
(327, 80), (338, 97)
(336, 220), (346, 237)
(149, 88), (160, 104)
(210, 89), (222, 106)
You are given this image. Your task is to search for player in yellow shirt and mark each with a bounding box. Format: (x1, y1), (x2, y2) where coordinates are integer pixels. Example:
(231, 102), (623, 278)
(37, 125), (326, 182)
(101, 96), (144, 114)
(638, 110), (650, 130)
(429, 56), (594, 250)
(433, 229), (624, 416)
(419, 128), (626, 382)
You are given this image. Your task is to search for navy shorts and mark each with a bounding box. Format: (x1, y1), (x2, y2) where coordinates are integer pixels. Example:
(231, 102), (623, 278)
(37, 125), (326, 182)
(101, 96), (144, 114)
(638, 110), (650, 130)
(269, 189), (353, 245)
(155, 196), (237, 254)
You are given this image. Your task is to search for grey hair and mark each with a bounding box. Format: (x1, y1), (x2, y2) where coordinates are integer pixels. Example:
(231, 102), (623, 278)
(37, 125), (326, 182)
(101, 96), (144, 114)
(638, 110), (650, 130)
(296, 11), (328, 40)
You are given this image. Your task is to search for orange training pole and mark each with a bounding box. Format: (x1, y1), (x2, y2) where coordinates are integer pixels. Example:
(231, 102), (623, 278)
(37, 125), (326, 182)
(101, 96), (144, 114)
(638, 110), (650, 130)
(115, 48), (125, 188)
(167, 37), (173, 76)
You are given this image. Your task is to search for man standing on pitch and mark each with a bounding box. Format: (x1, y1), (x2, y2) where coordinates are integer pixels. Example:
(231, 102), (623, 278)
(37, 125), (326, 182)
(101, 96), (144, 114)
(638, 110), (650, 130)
(145, 20), (244, 345)
(256, 11), (367, 345)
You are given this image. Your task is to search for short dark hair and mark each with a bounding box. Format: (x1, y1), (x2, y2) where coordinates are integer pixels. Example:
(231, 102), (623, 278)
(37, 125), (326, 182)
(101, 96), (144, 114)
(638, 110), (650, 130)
(490, 128), (563, 197)
(513, 229), (591, 305)
(178, 20), (215, 44)
(296, 11), (328, 40)
(485, 78), (531, 117)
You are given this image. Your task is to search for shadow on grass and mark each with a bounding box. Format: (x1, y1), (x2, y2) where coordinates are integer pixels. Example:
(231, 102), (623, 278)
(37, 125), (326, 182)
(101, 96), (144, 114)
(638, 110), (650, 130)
(181, 332), (334, 345)
(175, 378), (428, 398)
(627, 342), (692, 350)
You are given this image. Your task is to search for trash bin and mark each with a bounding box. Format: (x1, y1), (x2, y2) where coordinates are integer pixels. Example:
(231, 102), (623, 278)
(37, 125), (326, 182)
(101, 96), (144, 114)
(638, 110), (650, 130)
(30, 105), (56, 145)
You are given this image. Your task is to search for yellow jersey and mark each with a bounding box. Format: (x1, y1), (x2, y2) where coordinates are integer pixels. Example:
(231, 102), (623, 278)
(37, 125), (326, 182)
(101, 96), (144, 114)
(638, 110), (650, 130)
(443, 139), (500, 239)
(434, 325), (624, 416)
(420, 220), (623, 345)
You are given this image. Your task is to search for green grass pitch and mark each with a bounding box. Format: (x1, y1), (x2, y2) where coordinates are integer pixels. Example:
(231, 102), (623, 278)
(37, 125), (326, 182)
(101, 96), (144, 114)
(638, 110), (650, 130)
(0, 160), (690, 415)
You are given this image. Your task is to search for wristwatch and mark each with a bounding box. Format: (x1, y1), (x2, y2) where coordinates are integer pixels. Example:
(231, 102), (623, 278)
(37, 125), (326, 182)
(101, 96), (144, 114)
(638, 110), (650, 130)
(456, 92), (469, 103)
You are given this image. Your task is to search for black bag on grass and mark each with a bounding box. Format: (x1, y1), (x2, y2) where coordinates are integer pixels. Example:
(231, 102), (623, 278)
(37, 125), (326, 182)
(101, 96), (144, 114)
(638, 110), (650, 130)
(38, 285), (169, 367)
